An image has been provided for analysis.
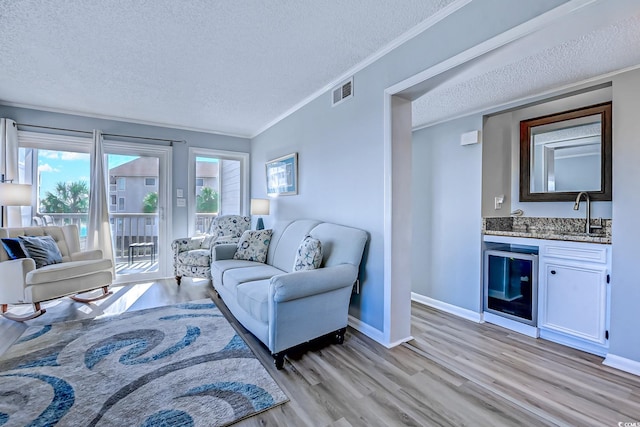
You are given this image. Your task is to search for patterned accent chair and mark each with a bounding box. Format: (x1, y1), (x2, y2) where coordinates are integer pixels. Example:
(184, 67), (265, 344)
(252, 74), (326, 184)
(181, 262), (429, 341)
(172, 215), (251, 285)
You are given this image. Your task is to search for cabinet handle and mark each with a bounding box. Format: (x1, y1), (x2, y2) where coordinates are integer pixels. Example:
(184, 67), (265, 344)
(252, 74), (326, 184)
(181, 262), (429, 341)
(550, 270), (556, 275)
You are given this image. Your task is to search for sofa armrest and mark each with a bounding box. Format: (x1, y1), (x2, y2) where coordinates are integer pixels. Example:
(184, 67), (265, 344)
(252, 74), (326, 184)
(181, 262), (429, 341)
(70, 250), (103, 261)
(270, 264), (358, 303)
(0, 259), (36, 303)
(212, 243), (238, 261)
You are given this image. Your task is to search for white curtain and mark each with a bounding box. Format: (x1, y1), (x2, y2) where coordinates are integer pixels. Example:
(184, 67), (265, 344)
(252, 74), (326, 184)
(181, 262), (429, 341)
(87, 130), (115, 275)
(0, 118), (21, 226)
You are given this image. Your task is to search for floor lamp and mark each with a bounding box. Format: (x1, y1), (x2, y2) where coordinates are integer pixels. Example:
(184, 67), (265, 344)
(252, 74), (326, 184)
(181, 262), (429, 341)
(250, 198), (270, 230)
(0, 174), (32, 228)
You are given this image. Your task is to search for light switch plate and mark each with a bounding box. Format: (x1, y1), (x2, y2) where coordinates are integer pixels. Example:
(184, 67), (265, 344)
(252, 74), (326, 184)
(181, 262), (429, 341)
(177, 188), (183, 198)
(177, 198), (186, 207)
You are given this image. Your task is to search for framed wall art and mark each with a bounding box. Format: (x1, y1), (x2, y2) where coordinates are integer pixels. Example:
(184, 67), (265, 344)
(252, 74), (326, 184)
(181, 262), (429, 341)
(266, 153), (298, 196)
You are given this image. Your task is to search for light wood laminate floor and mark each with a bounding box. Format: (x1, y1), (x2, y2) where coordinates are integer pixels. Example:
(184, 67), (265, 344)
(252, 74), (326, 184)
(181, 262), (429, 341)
(1, 279), (638, 426)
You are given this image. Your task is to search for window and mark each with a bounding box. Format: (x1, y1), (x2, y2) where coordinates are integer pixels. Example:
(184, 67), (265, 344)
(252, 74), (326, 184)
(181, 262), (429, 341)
(110, 195), (116, 205)
(195, 178), (204, 187)
(118, 197), (125, 211)
(145, 177), (156, 186)
(117, 177), (126, 190)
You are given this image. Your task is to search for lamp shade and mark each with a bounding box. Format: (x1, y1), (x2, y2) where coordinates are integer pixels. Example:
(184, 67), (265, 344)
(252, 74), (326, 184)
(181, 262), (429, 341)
(250, 198), (270, 215)
(0, 183), (32, 206)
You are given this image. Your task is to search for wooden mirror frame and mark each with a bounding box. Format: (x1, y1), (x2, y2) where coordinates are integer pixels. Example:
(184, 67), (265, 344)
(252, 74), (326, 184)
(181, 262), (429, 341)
(519, 101), (612, 202)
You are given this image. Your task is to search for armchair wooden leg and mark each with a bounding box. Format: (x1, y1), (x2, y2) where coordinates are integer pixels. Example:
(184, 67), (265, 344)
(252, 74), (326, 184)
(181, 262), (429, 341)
(273, 353), (285, 370)
(176, 276), (182, 285)
(1, 304), (7, 314)
(70, 286), (112, 303)
(1, 302), (46, 322)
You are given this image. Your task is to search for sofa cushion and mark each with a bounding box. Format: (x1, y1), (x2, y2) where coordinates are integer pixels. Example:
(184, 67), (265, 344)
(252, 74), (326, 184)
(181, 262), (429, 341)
(236, 280), (271, 323)
(269, 220), (321, 272)
(234, 229), (272, 263)
(177, 249), (210, 267)
(19, 235), (63, 268)
(293, 235), (323, 271)
(1, 238), (27, 260)
(26, 258), (113, 285)
(222, 264), (284, 295)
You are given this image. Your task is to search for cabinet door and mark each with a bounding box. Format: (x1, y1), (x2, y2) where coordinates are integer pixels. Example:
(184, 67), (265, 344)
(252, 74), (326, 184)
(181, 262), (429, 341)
(539, 262), (607, 345)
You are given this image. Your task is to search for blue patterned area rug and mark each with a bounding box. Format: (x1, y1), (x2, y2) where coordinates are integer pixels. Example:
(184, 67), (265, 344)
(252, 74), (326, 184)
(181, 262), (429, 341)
(0, 300), (288, 426)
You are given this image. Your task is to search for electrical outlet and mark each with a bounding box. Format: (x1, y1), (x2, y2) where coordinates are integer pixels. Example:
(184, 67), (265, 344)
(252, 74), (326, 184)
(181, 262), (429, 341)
(495, 195), (504, 210)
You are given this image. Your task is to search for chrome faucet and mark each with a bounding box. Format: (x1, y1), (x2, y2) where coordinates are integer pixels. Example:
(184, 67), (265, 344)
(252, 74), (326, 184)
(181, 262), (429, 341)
(573, 191), (591, 234)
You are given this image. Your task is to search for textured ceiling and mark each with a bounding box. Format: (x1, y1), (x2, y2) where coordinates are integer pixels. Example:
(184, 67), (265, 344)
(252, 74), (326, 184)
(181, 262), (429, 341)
(412, 2), (640, 129)
(0, 0), (456, 137)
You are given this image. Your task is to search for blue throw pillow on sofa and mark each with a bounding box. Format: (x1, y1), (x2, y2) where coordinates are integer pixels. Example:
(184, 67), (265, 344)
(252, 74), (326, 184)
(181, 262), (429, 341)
(18, 235), (63, 268)
(1, 238), (27, 260)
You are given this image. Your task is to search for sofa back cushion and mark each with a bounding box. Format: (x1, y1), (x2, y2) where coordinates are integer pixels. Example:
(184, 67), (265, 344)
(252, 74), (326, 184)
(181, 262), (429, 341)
(268, 220), (321, 272)
(309, 223), (368, 268)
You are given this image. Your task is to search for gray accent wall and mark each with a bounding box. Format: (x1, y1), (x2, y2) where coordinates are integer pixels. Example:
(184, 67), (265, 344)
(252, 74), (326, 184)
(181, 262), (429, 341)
(482, 86), (613, 219)
(0, 105), (250, 240)
(251, 0), (567, 332)
(610, 68), (640, 363)
(412, 115), (483, 312)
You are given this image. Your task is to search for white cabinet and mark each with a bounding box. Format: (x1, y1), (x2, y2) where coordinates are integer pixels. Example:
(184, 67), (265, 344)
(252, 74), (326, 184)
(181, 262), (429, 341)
(538, 242), (610, 355)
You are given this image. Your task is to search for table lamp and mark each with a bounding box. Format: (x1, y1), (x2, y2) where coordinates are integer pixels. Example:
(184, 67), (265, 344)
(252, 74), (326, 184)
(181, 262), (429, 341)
(250, 198), (270, 230)
(0, 174), (32, 227)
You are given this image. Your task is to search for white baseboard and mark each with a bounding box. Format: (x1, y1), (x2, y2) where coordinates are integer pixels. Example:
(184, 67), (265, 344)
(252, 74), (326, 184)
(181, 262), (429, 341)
(411, 293), (482, 323)
(348, 315), (385, 345)
(603, 354), (640, 377)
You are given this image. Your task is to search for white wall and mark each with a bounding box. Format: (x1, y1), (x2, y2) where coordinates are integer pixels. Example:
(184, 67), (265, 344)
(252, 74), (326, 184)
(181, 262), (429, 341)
(412, 115), (483, 311)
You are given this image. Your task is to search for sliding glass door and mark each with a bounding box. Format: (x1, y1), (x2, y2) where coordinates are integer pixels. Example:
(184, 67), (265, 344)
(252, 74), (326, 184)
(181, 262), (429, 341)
(104, 143), (171, 283)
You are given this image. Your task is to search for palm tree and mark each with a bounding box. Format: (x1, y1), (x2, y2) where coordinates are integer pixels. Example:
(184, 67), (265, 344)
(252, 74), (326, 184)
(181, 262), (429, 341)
(142, 192), (158, 213)
(196, 187), (218, 213)
(41, 181), (89, 213)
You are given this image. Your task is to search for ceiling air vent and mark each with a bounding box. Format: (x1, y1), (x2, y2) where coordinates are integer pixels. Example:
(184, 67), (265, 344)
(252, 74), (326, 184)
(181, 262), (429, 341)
(332, 77), (353, 107)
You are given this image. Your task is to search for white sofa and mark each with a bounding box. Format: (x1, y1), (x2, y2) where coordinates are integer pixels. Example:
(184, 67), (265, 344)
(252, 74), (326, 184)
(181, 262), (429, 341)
(0, 225), (113, 321)
(211, 219), (368, 369)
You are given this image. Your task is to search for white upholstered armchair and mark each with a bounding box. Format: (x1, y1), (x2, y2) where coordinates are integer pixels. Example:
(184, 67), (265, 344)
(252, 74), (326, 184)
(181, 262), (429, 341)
(0, 225), (113, 321)
(172, 215), (250, 284)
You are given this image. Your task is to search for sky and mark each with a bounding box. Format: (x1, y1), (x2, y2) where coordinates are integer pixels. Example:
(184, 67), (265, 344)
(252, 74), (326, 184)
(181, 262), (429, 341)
(37, 150), (137, 198)
(35, 151), (219, 199)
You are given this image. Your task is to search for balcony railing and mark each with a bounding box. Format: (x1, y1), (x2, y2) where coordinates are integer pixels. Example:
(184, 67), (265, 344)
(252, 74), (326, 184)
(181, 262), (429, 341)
(33, 212), (219, 261)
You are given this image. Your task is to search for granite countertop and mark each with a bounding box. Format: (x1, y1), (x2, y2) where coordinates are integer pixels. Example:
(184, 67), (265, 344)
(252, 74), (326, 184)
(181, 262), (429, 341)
(483, 217), (612, 244)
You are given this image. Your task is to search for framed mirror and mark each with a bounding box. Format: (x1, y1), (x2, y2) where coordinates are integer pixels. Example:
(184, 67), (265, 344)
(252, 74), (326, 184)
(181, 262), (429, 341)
(520, 101), (612, 202)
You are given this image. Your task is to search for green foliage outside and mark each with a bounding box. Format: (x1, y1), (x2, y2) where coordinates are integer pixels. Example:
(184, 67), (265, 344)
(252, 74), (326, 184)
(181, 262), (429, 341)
(142, 192), (158, 213)
(41, 181), (89, 213)
(196, 187), (218, 213)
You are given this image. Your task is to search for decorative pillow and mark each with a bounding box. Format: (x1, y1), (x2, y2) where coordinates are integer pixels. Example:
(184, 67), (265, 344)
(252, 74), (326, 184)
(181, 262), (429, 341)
(293, 235), (323, 271)
(1, 238), (27, 260)
(233, 229), (272, 263)
(18, 235), (63, 268)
